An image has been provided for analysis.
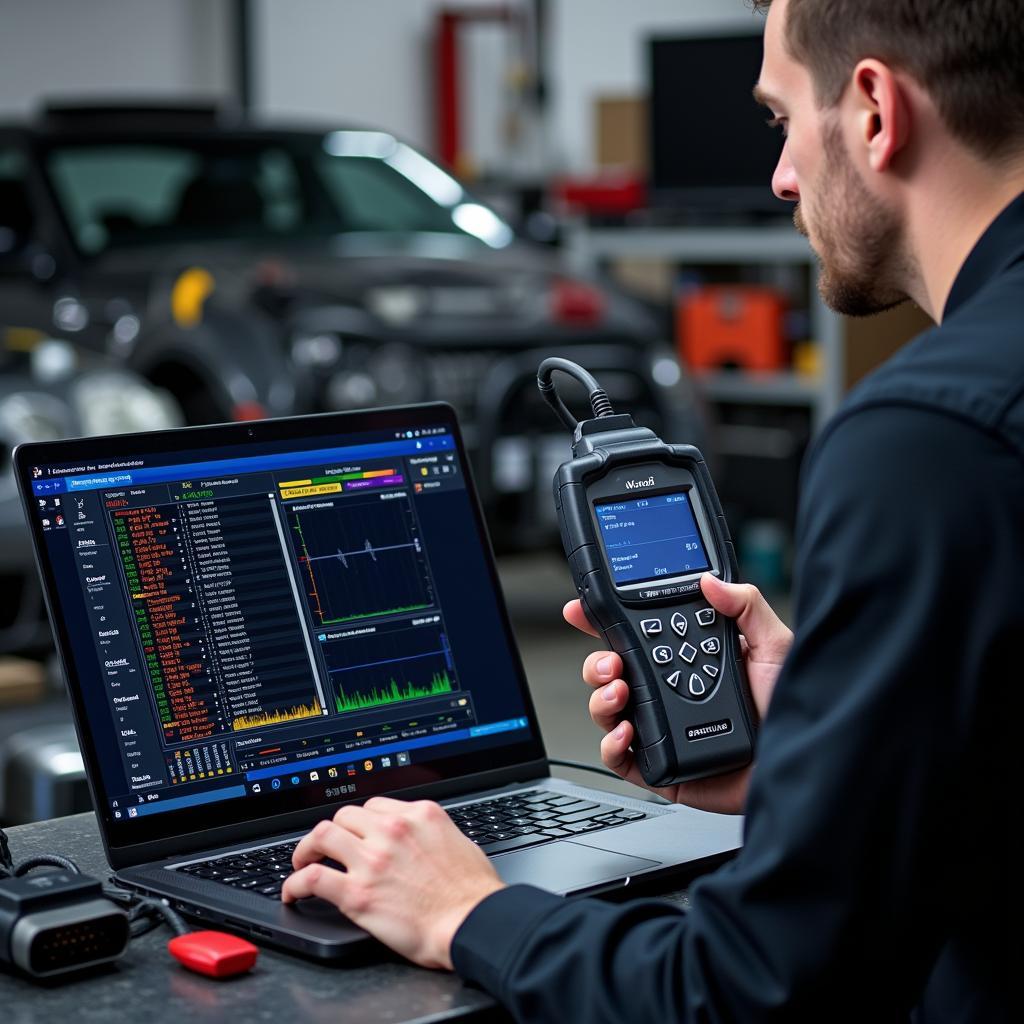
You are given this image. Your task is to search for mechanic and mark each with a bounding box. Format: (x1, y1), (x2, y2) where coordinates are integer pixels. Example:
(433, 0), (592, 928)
(281, 0), (1022, 1018)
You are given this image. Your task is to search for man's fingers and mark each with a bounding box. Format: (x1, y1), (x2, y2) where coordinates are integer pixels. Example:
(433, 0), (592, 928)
(588, 679), (629, 732)
(700, 574), (792, 659)
(282, 862), (348, 905)
(361, 795), (413, 816)
(599, 720), (636, 778)
(330, 803), (375, 838)
(563, 600), (599, 638)
(582, 649), (623, 688)
(292, 819), (361, 871)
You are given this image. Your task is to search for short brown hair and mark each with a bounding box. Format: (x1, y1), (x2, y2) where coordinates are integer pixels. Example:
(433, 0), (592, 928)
(752, 0), (1024, 159)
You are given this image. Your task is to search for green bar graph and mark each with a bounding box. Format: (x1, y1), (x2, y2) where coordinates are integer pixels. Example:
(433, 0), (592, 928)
(335, 670), (454, 714)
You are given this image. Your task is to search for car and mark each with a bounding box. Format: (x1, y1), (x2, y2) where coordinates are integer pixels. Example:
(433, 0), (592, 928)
(0, 331), (182, 651)
(0, 102), (705, 561)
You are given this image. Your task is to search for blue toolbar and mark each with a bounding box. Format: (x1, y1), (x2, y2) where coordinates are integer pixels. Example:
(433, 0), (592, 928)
(33, 435), (455, 496)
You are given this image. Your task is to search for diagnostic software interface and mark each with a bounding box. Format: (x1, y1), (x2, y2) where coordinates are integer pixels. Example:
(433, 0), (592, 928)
(28, 425), (531, 823)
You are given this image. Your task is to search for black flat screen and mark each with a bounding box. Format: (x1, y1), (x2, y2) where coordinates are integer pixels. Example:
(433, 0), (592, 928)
(649, 32), (787, 212)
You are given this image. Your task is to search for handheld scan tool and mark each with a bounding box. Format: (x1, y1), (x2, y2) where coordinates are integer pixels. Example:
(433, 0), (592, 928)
(538, 357), (757, 786)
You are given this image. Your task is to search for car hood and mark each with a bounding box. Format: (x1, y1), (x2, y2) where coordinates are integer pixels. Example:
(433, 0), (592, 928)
(95, 234), (556, 296)
(91, 233), (658, 341)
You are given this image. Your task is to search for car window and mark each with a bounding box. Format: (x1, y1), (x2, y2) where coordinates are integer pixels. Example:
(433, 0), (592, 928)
(48, 146), (198, 253)
(314, 155), (463, 234)
(0, 145), (36, 256)
(39, 137), (510, 253)
(46, 144), (308, 254)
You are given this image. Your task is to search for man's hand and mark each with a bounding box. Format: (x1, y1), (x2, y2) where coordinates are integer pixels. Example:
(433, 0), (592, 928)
(565, 573), (792, 815)
(282, 797), (505, 969)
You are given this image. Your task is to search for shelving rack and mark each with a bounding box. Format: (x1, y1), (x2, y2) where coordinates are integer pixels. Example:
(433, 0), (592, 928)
(564, 221), (845, 432)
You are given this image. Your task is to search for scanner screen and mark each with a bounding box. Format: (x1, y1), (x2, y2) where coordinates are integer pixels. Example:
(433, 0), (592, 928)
(594, 490), (711, 585)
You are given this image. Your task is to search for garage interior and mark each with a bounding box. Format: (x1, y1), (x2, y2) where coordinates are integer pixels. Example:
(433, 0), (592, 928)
(0, 0), (928, 830)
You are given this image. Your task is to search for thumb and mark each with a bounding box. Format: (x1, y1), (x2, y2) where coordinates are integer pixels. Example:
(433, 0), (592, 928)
(699, 573), (792, 662)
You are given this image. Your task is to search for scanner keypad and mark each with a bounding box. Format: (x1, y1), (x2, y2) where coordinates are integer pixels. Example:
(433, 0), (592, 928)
(641, 604), (722, 702)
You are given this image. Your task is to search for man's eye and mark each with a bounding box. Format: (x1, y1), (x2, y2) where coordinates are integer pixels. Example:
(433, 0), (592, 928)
(766, 116), (788, 138)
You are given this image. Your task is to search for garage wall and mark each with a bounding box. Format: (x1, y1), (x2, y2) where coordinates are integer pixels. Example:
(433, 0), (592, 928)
(251, 0), (504, 152)
(0, 0), (763, 173)
(0, 0), (233, 115)
(549, 0), (763, 171)
(253, 0), (763, 170)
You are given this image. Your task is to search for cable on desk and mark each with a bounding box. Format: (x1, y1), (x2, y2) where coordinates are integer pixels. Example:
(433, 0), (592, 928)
(101, 882), (190, 939)
(547, 757), (621, 781)
(0, 830), (186, 939)
(12, 853), (82, 876)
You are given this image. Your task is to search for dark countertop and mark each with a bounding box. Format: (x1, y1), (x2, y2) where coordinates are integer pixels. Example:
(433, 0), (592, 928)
(0, 813), (692, 1023)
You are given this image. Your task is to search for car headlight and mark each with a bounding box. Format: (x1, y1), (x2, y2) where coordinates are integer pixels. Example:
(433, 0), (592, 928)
(328, 371), (378, 408)
(291, 332), (343, 369)
(70, 372), (183, 436)
(0, 391), (74, 446)
(327, 342), (426, 410)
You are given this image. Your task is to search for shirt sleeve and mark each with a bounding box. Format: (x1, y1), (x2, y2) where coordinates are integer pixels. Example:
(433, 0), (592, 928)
(450, 404), (1018, 1021)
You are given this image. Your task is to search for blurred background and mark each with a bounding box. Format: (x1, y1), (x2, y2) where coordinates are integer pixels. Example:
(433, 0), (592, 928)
(0, 0), (928, 824)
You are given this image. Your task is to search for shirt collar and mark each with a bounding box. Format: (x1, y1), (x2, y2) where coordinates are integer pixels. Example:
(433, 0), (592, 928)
(943, 191), (1024, 320)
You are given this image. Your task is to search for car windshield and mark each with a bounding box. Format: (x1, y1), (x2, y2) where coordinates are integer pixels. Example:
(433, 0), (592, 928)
(42, 131), (513, 255)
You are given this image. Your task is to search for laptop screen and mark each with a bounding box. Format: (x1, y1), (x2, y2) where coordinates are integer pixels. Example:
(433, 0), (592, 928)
(20, 407), (542, 847)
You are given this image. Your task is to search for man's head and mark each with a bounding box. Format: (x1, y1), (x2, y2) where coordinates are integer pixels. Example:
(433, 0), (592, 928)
(752, 0), (1024, 317)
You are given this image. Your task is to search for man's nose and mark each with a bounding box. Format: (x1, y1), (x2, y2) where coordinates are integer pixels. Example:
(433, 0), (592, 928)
(772, 143), (799, 202)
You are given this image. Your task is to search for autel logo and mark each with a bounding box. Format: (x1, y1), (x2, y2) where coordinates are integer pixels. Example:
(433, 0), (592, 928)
(624, 476), (655, 490)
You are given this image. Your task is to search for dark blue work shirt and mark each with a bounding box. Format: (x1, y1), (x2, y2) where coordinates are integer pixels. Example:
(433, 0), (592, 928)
(452, 193), (1024, 1022)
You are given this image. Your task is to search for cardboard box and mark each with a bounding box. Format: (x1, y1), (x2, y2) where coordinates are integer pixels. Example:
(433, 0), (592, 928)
(595, 95), (648, 173)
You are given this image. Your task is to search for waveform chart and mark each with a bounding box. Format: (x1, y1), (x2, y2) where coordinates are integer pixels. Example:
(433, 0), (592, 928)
(287, 495), (436, 627)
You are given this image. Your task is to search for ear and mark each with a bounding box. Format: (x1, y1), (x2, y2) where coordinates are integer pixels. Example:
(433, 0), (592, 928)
(850, 59), (910, 173)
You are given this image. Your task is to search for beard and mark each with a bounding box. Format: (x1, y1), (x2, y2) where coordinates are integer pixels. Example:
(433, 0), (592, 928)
(795, 123), (909, 317)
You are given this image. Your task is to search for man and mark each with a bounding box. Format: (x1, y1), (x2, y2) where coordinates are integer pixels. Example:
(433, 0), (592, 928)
(282, 0), (1023, 1018)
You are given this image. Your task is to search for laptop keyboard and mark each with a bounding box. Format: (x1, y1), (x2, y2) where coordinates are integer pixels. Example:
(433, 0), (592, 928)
(447, 789), (648, 852)
(174, 790), (649, 900)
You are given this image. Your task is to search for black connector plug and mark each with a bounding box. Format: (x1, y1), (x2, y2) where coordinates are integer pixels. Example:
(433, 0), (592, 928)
(0, 871), (129, 978)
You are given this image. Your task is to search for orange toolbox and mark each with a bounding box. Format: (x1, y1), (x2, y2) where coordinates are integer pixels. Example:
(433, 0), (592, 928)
(676, 285), (788, 372)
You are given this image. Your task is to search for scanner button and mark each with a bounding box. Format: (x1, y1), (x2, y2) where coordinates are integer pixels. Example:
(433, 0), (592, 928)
(702, 664), (720, 679)
(700, 637), (721, 655)
(605, 623), (634, 651)
(632, 700), (667, 744)
(687, 673), (709, 699)
(679, 642), (697, 664)
(571, 544), (601, 579)
(629, 682), (654, 704)
(695, 608), (716, 627)
(670, 612), (688, 637)
(651, 645), (673, 665)
(663, 670), (682, 690)
(640, 618), (663, 638)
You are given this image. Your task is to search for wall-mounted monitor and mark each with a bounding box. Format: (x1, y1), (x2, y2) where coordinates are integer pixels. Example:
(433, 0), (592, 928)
(649, 32), (790, 216)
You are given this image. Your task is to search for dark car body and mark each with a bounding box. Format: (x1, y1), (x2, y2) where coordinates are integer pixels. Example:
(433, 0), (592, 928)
(0, 104), (704, 558)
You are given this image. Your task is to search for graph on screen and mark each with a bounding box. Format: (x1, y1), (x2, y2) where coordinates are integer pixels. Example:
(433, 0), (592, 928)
(322, 623), (459, 715)
(287, 495), (436, 626)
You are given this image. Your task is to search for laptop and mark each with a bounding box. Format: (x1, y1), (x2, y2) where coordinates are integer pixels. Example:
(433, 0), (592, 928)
(15, 403), (740, 960)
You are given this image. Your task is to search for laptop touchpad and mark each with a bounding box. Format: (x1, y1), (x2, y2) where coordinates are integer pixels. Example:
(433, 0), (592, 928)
(492, 841), (659, 893)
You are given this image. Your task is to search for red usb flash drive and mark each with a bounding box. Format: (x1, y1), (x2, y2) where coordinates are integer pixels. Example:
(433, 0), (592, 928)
(167, 930), (259, 978)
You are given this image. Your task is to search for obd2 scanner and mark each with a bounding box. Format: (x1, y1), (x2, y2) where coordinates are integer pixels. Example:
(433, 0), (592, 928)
(538, 358), (757, 786)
